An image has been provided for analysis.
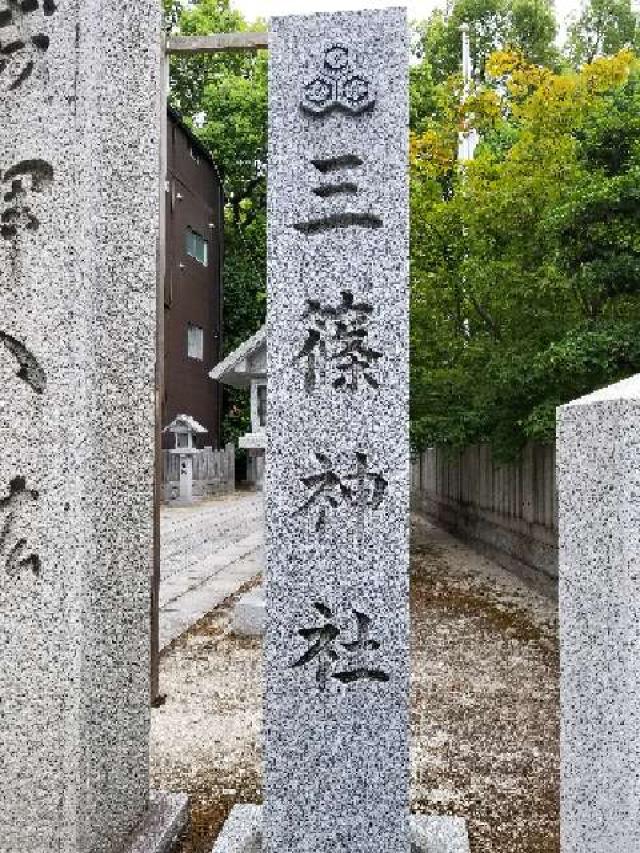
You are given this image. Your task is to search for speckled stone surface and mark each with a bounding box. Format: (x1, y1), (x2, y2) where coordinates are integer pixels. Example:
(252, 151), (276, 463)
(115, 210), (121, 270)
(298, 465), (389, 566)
(211, 806), (263, 853)
(557, 374), (640, 853)
(232, 585), (266, 637)
(0, 1), (162, 851)
(264, 9), (411, 853)
(211, 806), (470, 853)
(126, 792), (190, 853)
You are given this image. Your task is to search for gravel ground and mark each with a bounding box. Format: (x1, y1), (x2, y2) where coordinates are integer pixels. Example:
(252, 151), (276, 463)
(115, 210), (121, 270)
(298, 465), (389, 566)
(150, 517), (559, 853)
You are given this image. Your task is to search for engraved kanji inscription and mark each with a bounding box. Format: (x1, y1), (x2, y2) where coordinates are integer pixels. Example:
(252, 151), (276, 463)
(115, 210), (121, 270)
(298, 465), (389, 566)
(0, 330), (45, 392)
(292, 602), (389, 690)
(295, 451), (352, 531)
(0, 0), (56, 90)
(292, 602), (339, 689)
(349, 451), (387, 512)
(293, 156), (382, 234)
(296, 290), (382, 392)
(0, 158), (53, 239)
(301, 44), (375, 116)
(295, 450), (388, 530)
(0, 476), (40, 577)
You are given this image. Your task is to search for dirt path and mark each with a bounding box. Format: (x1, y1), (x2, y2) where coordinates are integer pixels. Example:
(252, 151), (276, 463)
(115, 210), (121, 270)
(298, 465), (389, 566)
(150, 517), (559, 853)
(410, 517), (559, 853)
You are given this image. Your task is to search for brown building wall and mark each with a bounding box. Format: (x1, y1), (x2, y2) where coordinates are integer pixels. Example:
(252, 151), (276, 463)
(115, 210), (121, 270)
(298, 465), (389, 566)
(163, 109), (223, 449)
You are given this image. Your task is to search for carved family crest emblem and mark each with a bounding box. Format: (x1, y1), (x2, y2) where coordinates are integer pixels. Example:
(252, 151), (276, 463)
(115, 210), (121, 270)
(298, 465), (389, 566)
(301, 44), (376, 117)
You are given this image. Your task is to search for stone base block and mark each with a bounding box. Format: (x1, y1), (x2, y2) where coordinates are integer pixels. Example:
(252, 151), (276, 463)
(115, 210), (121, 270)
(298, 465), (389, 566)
(210, 805), (469, 853)
(231, 587), (265, 637)
(125, 791), (190, 853)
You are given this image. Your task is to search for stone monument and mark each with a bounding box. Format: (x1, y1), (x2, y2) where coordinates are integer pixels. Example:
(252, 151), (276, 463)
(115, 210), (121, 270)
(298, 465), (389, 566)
(212, 9), (468, 852)
(0, 2), (186, 850)
(557, 374), (640, 853)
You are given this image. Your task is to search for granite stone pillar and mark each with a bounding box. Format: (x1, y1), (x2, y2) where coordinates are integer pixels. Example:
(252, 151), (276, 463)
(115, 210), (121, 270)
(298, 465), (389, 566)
(212, 9), (468, 853)
(558, 375), (640, 853)
(0, 2), (186, 851)
(265, 10), (410, 853)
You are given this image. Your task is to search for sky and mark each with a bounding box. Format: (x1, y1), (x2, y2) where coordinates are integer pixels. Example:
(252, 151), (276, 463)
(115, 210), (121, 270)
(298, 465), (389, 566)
(232, 0), (582, 35)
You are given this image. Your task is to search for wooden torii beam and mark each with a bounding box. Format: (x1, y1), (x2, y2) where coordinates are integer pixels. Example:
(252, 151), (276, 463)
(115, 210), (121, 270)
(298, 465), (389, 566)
(166, 32), (270, 54)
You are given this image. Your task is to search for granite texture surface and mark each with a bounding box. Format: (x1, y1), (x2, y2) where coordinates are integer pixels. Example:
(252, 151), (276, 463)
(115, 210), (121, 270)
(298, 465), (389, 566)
(211, 806), (470, 853)
(231, 586), (266, 637)
(126, 792), (190, 853)
(557, 374), (640, 853)
(0, 0), (162, 850)
(264, 9), (411, 853)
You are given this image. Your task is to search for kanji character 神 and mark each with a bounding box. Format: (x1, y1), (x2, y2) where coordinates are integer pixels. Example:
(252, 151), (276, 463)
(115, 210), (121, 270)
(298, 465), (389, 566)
(295, 451), (353, 531)
(295, 450), (388, 530)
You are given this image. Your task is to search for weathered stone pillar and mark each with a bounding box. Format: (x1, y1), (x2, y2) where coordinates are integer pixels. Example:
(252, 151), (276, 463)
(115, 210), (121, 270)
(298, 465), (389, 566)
(558, 375), (640, 853)
(212, 10), (468, 853)
(0, 2), (186, 850)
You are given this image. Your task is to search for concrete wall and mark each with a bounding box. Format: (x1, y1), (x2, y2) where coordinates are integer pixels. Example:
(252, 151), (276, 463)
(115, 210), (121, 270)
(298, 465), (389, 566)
(411, 443), (558, 586)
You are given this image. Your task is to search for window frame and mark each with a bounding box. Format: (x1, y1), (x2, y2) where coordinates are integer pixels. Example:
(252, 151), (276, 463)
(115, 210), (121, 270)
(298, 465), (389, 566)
(185, 227), (208, 267)
(186, 322), (204, 361)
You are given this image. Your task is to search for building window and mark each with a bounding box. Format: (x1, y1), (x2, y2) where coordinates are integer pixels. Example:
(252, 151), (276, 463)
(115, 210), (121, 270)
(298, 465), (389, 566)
(187, 323), (204, 361)
(257, 383), (267, 427)
(186, 227), (208, 266)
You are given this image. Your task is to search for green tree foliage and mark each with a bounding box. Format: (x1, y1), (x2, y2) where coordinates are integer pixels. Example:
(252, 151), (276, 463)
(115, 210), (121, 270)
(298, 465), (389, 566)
(410, 50), (640, 458)
(567, 0), (639, 65)
(416, 0), (558, 83)
(165, 0), (640, 459)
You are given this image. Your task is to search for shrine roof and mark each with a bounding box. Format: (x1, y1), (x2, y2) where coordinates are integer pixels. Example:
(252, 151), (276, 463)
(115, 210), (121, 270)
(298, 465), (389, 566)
(163, 414), (208, 434)
(209, 326), (266, 388)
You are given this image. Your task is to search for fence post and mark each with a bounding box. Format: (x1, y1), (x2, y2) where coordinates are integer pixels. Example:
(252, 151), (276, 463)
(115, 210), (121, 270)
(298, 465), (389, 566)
(522, 442), (535, 524)
(225, 442), (236, 491)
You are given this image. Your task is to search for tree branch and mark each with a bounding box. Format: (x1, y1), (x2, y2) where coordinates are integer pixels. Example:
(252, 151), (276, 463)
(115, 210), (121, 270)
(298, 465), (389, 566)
(469, 294), (501, 340)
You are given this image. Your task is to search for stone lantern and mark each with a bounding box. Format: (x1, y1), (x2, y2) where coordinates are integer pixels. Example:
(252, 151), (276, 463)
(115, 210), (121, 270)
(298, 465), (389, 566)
(163, 414), (207, 503)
